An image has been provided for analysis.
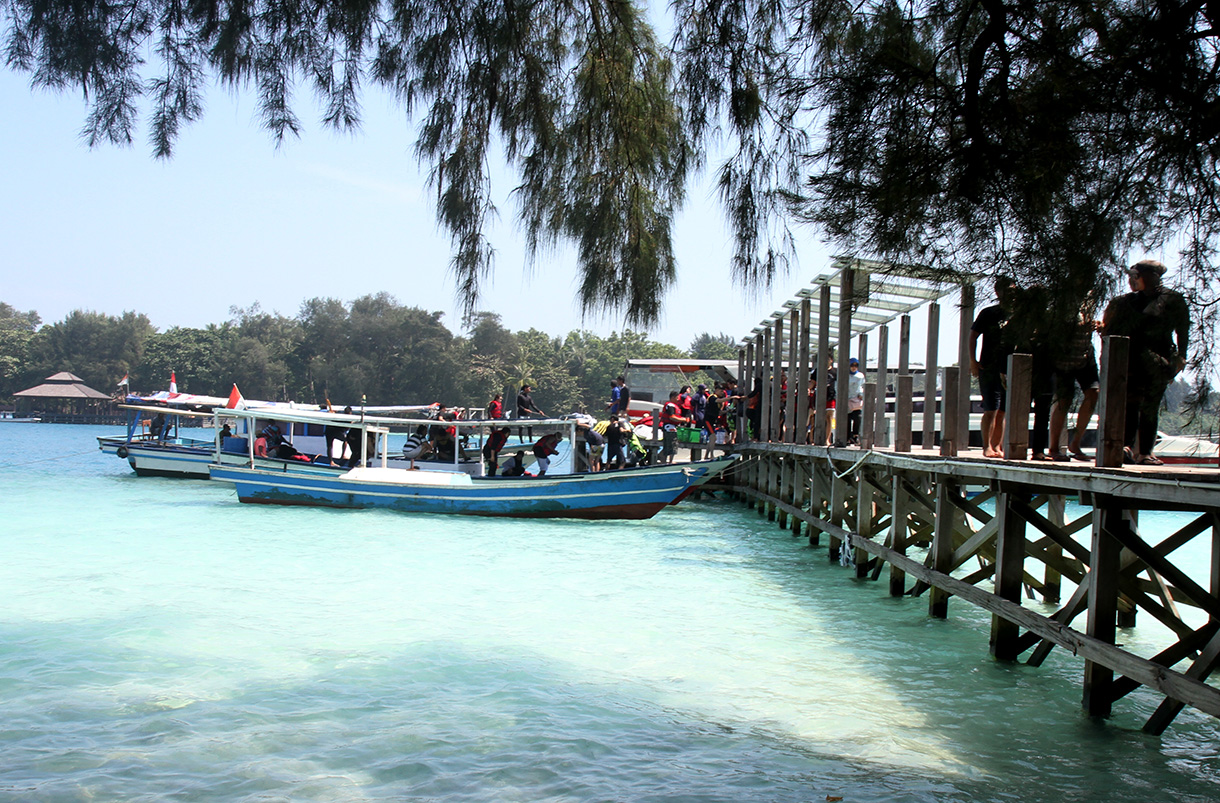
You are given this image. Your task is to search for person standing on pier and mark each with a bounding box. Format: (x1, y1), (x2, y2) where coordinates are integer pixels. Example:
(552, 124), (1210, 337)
(970, 275), (1016, 457)
(1048, 296), (1102, 461)
(846, 357), (865, 445)
(1103, 260), (1190, 465)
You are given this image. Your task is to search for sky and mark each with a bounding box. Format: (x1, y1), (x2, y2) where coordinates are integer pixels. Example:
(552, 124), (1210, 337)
(0, 66), (839, 353)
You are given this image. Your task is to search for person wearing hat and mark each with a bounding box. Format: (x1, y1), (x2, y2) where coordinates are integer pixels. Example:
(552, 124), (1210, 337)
(1103, 259), (1189, 465)
(846, 358), (865, 445)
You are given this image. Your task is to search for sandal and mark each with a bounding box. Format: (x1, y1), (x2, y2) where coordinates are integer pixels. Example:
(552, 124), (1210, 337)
(1049, 452), (1071, 462)
(1123, 447), (1136, 465)
(1137, 455), (1164, 466)
(1070, 449), (1090, 462)
(1030, 452), (1052, 461)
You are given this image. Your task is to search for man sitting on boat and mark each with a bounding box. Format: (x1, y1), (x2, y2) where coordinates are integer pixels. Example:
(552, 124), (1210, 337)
(501, 450), (528, 476)
(402, 425), (433, 463)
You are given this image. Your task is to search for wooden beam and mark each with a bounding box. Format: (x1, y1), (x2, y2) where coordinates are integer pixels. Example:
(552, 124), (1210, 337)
(1096, 336), (1130, 468)
(923, 302), (940, 450)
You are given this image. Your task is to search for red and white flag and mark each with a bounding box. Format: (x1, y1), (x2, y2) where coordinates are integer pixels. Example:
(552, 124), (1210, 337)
(117, 373), (129, 387)
(169, 371), (178, 394)
(226, 384), (246, 409)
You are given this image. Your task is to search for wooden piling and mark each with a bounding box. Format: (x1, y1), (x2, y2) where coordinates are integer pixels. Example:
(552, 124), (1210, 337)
(923, 302), (940, 450)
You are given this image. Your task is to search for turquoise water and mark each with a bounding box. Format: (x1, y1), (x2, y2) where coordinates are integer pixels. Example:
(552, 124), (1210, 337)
(2, 425), (1219, 802)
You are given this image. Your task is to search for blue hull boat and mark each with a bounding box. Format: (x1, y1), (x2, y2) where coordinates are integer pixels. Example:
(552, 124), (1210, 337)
(209, 456), (736, 520)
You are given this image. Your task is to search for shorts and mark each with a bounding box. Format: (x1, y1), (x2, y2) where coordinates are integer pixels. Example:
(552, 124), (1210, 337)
(535, 456), (550, 473)
(1054, 359), (1100, 401)
(978, 369), (1006, 412)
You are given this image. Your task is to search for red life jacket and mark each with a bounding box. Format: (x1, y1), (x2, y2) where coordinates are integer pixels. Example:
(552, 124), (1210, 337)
(488, 399), (502, 418)
(661, 401), (682, 424)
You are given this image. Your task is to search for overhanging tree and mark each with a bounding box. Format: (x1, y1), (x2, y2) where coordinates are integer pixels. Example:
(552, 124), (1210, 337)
(5, 0), (1218, 376)
(2, 0), (688, 327)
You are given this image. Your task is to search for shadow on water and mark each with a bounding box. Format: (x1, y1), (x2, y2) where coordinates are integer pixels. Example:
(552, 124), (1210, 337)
(664, 494), (1220, 802)
(0, 618), (1055, 803)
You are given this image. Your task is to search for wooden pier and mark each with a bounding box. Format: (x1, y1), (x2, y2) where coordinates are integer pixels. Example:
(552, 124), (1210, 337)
(711, 259), (1220, 734)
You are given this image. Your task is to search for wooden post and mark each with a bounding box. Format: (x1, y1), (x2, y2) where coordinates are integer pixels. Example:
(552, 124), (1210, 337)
(940, 366), (960, 457)
(1084, 499), (1125, 717)
(815, 285), (832, 446)
(898, 314), (911, 375)
(835, 269), (855, 447)
(771, 316), (784, 443)
(1004, 353), (1033, 460)
(786, 309), (800, 444)
(991, 488), (1028, 661)
(1045, 494), (1065, 603)
(857, 333), (870, 447)
(1095, 335), (1130, 468)
(828, 466), (846, 562)
(796, 298), (812, 447)
(889, 471), (908, 596)
(794, 302), (812, 535)
(862, 382), (876, 450)
(856, 465), (873, 578)
(743, 339), (755, 444)
(1213, 517), (1220, 625)
(761, 327), (772, 442)
(957, 284), (975, 449)
(874, 324), (889, 448)
(929, 480), (958, 618)
(895, 375), (913, 453)
(736, 347), (746, 445)
(923, 302), (940, 450)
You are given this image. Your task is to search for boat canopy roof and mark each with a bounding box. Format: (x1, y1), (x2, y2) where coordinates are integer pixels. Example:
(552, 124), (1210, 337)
(624, 359), (738, 382)
(123, 391), (441, 416)
(212, 404), (580, 432)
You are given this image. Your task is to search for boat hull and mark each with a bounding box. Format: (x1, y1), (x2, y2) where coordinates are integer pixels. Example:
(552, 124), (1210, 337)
(209, 457), (736, 520)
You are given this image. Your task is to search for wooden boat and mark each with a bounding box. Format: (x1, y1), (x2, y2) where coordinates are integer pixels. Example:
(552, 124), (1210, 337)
(98, 398), (451, 478)
(206, 406), (735, 519)
(209, 456), (735, 519)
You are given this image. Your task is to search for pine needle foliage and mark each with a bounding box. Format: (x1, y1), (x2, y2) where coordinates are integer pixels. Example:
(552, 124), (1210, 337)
(671, 0), (1220, 380)
(2, 0), (689, 326)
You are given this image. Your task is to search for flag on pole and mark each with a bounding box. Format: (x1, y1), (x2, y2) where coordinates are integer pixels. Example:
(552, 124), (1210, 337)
(169, 371), (177, 394)
(226, 384), (246, 410)
(117, 373), (129, 387)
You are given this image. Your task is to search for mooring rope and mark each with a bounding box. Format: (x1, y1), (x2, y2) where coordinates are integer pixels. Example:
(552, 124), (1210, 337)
(0, 449), (99, 469)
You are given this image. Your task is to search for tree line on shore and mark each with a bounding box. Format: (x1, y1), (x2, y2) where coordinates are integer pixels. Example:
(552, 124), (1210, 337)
(0, 297), (738, 416)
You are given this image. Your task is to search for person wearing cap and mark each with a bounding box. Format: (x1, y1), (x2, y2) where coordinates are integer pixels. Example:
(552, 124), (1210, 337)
(846, 358), (865, 445)
(1103, 259), (1190, 465)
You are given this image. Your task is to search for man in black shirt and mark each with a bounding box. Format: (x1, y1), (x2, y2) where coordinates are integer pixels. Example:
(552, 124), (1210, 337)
(970, 276), (1015, 457)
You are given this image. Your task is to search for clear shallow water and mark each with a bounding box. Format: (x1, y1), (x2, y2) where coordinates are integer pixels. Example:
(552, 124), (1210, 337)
(2, 425), (1219, 802)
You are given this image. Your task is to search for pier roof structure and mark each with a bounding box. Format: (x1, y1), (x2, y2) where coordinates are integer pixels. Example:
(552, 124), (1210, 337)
(740, 256), (976, 353)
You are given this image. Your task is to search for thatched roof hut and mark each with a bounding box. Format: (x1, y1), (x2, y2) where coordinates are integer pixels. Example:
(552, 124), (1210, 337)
(14, 372), (114, 419)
